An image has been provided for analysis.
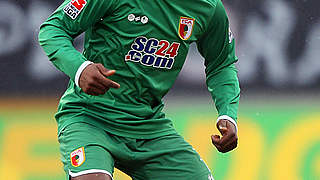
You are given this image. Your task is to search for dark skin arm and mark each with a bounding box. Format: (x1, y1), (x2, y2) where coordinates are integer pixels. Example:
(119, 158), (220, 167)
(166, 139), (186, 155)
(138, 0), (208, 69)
(79, 63), (120, 96)
(211, 119), (238, 153)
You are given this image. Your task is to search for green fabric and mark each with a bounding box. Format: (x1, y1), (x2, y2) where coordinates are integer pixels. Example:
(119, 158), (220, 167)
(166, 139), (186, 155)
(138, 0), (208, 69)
(59, 122), (212, 179)
(197, 1), (240, 120)
(39, 0), (240, 138)
(58, 122), (115, 180)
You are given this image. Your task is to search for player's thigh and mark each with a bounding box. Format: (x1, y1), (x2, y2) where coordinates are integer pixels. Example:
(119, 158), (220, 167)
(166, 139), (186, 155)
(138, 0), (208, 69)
(71, 173), (112, 180)
(58, 122), (114, 180)
(129, 133), (213, 180)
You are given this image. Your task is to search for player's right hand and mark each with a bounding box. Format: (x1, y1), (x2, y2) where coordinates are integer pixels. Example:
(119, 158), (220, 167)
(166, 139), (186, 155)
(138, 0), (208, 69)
(79, 63), (120, 96)
(211, 119), (238, 153)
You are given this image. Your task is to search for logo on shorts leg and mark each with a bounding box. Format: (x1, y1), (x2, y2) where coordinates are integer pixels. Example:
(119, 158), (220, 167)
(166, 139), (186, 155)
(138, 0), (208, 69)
(70, 147), (86, 167)
(208, 174), (214, 180)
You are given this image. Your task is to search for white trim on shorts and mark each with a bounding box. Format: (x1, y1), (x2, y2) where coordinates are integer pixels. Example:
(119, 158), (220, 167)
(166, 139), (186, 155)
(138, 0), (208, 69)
(69, 169), (113, 180)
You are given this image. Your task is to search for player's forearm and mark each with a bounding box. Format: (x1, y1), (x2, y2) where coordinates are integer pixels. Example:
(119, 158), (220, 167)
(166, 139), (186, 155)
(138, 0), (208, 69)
(38, 24), (87, 82)
(207, 63), (240, 123)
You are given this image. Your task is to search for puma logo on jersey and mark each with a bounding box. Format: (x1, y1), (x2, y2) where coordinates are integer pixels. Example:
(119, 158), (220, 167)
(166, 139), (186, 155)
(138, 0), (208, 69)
(125, 36), (180, 69)
(64, 0), (87, 20)
(128, 14), (149, 24)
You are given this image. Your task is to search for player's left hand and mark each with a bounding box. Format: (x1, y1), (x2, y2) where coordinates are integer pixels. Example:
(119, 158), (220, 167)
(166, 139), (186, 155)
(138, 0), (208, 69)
(211, 119), (238, 153)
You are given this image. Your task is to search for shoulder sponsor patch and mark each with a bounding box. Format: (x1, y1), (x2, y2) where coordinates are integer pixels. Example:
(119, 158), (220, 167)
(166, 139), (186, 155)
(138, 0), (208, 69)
(178, 17), (195, 40)
(70, 147), (86, 167)
(63, 0), (87, 20)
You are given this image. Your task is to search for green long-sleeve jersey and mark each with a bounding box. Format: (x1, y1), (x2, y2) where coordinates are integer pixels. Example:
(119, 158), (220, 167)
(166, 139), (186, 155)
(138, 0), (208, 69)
(39, 0), (240, 138)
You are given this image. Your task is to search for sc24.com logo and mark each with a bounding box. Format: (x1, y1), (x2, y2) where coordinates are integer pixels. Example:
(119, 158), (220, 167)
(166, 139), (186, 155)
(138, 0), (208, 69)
(125, 36), (180, 69)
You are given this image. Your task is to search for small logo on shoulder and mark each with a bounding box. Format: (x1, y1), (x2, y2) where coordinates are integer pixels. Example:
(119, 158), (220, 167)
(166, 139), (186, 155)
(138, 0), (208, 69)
(178, 17), (195, 40)
(70, 147), (86, 167)
(63, 0), (87, 20)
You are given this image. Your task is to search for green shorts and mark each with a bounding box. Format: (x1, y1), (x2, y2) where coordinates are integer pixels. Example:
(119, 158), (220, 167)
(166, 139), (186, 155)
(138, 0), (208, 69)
(58, 122), (214, 180)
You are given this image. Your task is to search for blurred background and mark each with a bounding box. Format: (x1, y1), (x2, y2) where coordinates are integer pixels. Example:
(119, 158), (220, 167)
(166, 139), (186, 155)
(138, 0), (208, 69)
(0, 0), (319, 179)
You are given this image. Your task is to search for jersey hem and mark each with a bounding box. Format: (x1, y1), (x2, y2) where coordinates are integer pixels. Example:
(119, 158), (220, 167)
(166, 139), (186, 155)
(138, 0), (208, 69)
(57, 116), (177, 139)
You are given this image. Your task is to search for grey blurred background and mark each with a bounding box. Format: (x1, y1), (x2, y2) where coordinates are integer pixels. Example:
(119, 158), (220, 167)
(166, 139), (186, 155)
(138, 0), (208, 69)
(0, 0), (319, 96)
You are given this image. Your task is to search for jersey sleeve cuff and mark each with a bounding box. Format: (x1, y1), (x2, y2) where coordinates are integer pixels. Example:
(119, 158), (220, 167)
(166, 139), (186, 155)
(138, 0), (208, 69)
(75, 61), (94, 87)
(217, 115), (238, 132)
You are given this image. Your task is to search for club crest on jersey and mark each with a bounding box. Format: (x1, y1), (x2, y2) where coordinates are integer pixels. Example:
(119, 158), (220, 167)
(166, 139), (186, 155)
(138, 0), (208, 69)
(70, 147), (85, 167)
(178, 17), (195, 40)
(63, 0), (87, 20)
(125, 36), (180, 69)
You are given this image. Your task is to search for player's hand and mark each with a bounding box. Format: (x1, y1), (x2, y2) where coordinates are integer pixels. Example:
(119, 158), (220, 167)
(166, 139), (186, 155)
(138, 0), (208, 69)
(79, 63), (120, 96)
(211, 119), (238, 153)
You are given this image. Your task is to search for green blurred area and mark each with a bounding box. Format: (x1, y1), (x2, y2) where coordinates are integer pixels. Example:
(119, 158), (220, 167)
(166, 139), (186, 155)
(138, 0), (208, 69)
(0, 97), (319, 180)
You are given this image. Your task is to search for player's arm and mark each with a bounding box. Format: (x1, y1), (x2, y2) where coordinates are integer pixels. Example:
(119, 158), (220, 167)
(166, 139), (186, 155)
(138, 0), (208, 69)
(197, 0), (240, 153)
(38, 0), (120, 95)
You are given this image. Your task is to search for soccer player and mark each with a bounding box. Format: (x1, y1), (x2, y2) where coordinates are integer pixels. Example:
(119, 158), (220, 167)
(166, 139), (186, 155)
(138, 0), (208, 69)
(38, 0), (240, 179)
